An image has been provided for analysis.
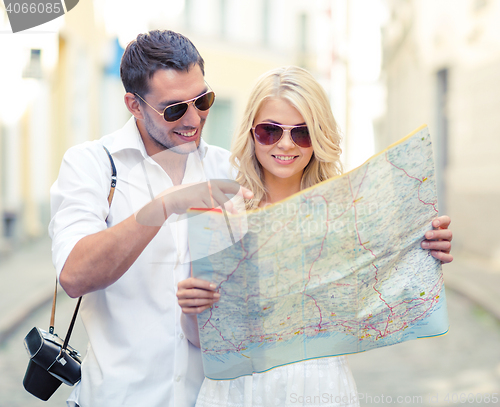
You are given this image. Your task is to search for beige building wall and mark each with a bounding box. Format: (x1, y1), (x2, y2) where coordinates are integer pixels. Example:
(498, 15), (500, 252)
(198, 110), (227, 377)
(149, 0), (334, 151)
(448, 58), (500, 260)
(0, 0), (109, 246)
(381, 0), (500, 261)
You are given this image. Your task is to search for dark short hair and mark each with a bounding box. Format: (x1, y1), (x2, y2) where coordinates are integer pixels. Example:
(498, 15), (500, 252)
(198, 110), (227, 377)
(120, 30), (205, 96)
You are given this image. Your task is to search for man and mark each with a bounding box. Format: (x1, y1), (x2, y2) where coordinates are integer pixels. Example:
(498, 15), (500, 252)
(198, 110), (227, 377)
(49, 30), (247, 407)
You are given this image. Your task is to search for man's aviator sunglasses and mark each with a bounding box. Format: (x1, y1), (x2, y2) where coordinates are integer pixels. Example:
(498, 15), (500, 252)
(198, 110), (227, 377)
(252, 123), (312, 148)
(134, 90), (215, 122)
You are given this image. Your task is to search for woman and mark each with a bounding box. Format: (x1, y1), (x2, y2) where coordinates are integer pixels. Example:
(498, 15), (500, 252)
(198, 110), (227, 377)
(177, 66), (453, 407)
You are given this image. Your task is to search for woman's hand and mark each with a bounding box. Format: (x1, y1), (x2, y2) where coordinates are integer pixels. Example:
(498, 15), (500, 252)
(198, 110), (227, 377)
(177, 277), (220, 314)
(421, 215), (453, 263)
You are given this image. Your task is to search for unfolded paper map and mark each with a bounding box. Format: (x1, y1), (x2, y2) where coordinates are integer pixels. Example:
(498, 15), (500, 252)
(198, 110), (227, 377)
(188, 125), (449, 380)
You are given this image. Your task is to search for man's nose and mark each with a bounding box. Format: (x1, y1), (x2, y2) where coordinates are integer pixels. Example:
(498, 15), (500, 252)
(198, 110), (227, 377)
(180, 102), (203, 127)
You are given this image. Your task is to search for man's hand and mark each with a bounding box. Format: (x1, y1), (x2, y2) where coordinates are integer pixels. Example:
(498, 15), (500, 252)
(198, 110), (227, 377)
(177, 277), (220, 314)
(136, 179), (253, 226)
(421, 215), (453, 263)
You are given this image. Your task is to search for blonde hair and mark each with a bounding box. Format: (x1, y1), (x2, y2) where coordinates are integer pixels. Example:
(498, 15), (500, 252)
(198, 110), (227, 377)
(230, 66), (343, 209)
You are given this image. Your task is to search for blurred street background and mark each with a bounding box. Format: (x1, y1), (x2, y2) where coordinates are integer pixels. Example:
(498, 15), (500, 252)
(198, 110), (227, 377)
(1, 0), (499, 405)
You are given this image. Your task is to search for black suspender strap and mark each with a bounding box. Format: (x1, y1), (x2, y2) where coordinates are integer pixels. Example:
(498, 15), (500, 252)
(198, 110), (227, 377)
(103, 146), (117, 207)
(49, 146), (117, 345)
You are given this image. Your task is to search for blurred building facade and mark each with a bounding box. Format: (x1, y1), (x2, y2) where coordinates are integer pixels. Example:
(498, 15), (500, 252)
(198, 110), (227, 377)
(127, 0), (356, 152)
(0, 0), (127, 251)
(380, 0), (500, 262)
(2, 0), (368, 250)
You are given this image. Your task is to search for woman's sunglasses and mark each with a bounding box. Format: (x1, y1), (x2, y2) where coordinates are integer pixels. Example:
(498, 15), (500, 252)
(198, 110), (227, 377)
(135, 90), (216, 122)
(252, 123), (312, 148)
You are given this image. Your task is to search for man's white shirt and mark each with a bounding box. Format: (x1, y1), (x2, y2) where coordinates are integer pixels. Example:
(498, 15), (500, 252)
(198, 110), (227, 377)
(49, 117), (233, 407)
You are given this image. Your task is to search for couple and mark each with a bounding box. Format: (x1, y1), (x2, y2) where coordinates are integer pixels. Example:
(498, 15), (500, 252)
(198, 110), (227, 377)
(50, 30), (453, 407)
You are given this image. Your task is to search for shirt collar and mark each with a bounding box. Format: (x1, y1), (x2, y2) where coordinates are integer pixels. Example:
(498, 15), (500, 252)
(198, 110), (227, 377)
(106, 116), (209, 161)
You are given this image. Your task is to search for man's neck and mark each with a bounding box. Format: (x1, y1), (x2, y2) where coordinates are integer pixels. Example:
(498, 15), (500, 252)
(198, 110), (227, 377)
(153, 150), (189, 186)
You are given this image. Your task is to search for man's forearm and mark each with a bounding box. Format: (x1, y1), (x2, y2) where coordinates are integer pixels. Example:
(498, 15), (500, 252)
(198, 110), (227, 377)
(58, 181), (249, 298)
(60, 213), (161, 298)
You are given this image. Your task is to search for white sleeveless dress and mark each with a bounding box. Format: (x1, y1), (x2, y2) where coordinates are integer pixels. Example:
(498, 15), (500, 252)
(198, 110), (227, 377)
(195, 356), (359, 407)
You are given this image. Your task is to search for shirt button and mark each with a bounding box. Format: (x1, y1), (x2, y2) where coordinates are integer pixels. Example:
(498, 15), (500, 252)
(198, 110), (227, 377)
(179, 333), (185, 340)
(175, 375), (181, 382)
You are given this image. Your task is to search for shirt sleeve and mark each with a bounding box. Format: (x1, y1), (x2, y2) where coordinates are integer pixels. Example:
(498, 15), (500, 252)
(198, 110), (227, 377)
(48, 141), (112, 278)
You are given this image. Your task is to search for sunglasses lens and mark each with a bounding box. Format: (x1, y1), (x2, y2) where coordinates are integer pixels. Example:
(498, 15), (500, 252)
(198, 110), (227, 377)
(164, 104), (188, 122)
(291, 126), (311, 147)
(254, 124), (283, 145)
(254, 124), (311, 147)
(163, 92), (215, 122)
(195, 92), (215, 111)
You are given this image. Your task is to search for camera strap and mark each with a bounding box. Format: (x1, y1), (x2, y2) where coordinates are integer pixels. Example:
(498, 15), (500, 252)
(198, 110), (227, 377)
(49, 145), (117, 350)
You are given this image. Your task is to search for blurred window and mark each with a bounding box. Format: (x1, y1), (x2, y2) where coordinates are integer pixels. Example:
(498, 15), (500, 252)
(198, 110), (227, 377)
(474, 0), (488, 11)
(1, 128), (16, 239)
(298, 13), (309, 68)
(23, 49), (42, 80)
(435, 68), (449, 213)
(299, 13), (308, 53)
(203, 99), (233, 151)
(436, 69), (448, 168)
(184, 0), (192, 31)
(0, 126), (5, 207)
(220, 0), (227, 39)
(262, 0), (270, 46)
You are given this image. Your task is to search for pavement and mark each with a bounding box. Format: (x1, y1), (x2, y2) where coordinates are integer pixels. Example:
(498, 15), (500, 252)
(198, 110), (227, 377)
(1, 236), (500, 345)
(0, 237), (56, 344)
(443, 252), (500, 322)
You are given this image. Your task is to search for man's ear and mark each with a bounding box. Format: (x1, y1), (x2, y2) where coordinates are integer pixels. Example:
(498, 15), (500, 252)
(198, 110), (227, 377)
(124, 92), (144, 120)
